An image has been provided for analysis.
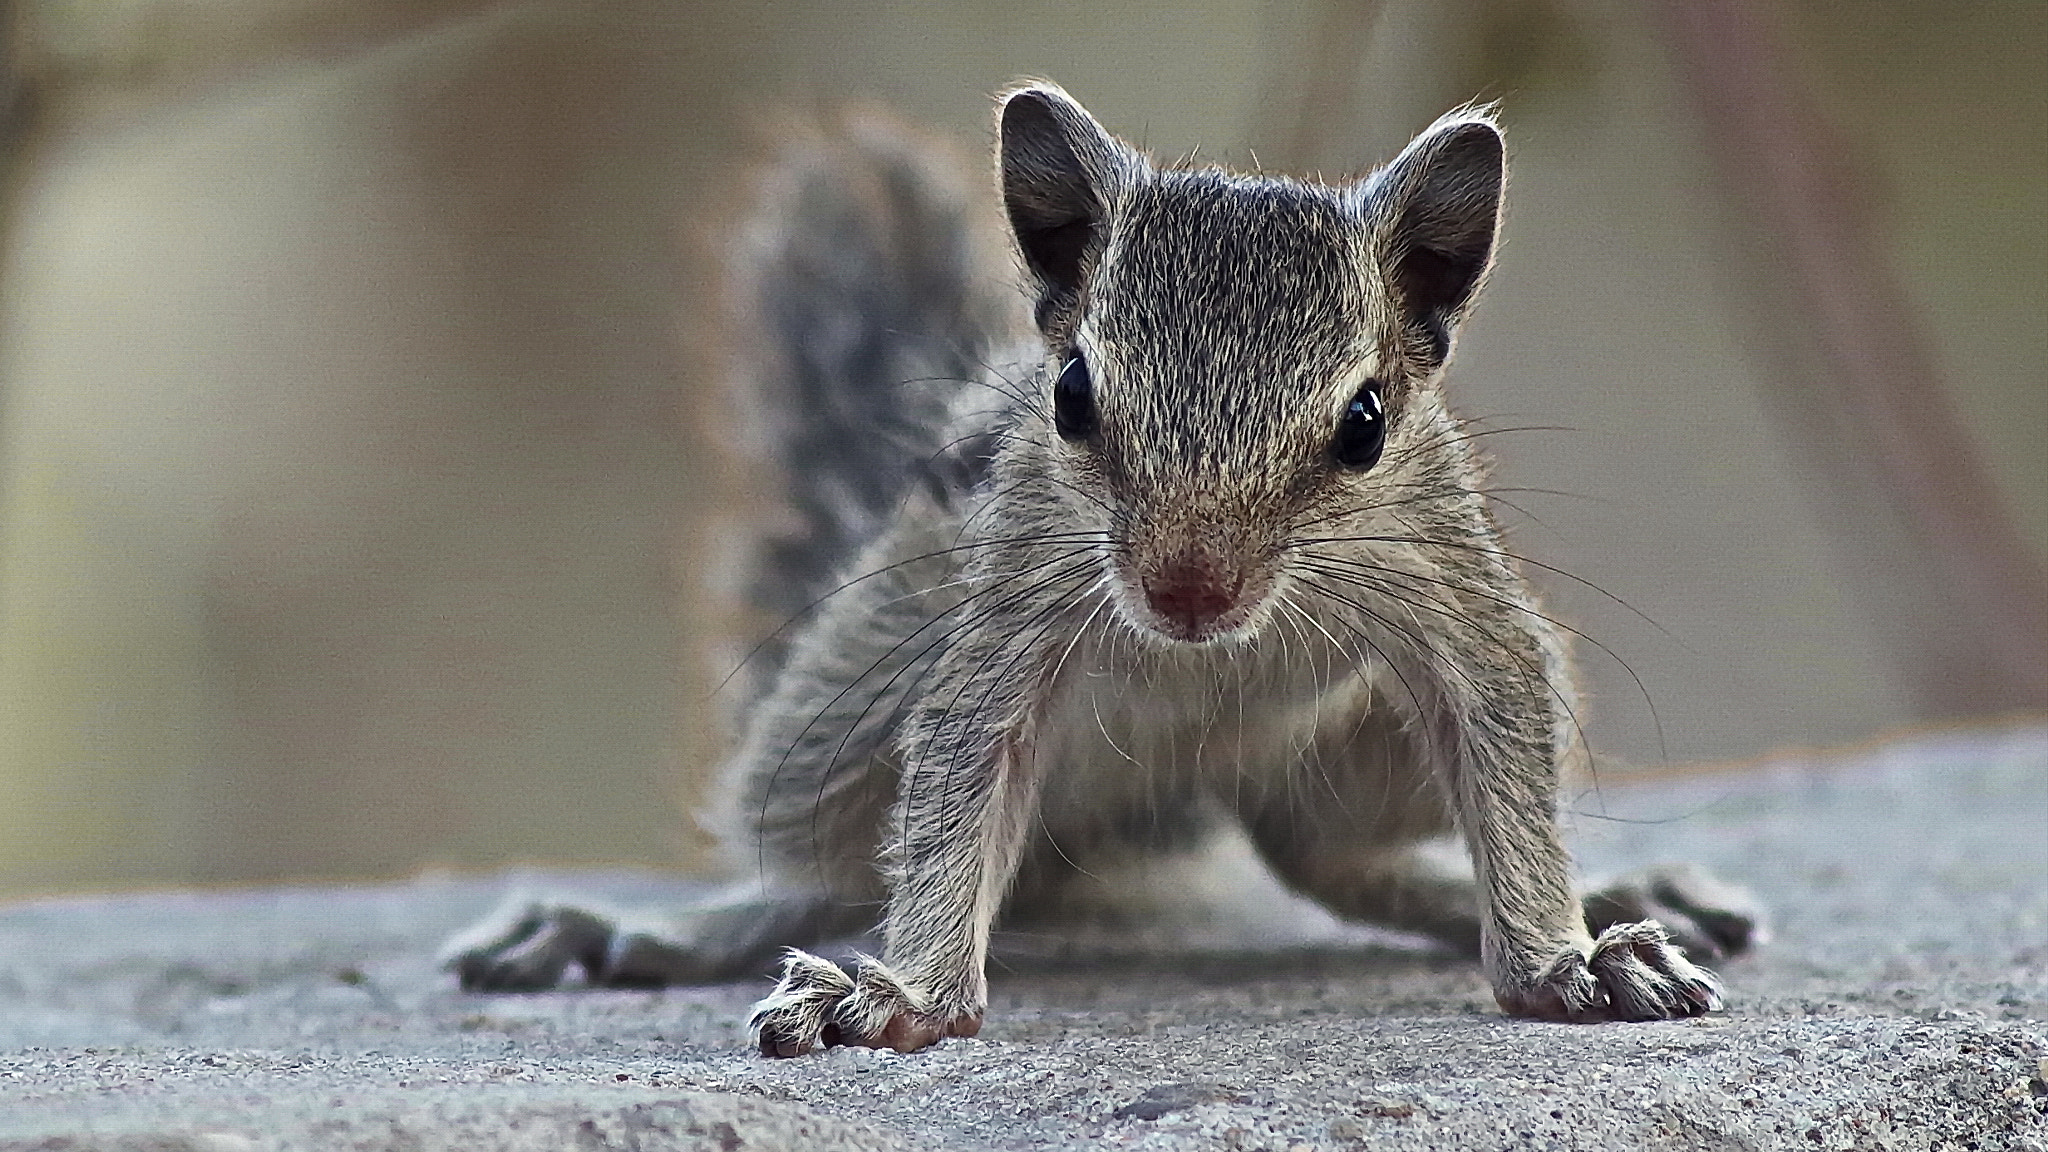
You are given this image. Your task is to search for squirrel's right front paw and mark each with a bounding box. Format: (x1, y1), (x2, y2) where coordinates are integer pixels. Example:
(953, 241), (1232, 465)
(748, 950), (979, 1057)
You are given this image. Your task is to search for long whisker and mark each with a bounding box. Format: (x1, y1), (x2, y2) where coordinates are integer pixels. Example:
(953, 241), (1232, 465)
(1291, 557), (1606, 783)
(1285, 576), (1447, 727)
(896, 562), (1100, 864)
(1278, 595), (1450, 823)
(1295, 593), (1448, 823)
(1266, 595), (1364, 822)
(801, 551), (1104, 874)
(1293, 560), (1611, 801)
(1285, 482), (1581, 537)
(717, 529), (1110, 693)
(1287, 532), (1678, 644)
(1293, 551), (1664, 766)
(1294, 515), (1674, 786)
(752, 546), (1101, 890)
(1375, 422), (1576, 472)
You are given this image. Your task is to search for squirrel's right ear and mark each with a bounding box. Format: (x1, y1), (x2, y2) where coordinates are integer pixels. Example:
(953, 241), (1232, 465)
(998, 83), (1138, 332)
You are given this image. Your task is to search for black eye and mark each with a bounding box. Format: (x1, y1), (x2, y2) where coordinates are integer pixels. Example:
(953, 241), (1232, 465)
(1330, 382), (1387, 470)
(1053, 354), (1096, 441)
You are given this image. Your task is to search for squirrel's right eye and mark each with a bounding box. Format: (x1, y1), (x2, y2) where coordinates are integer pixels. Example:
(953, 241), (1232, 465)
(1053, 355), (1096, 441)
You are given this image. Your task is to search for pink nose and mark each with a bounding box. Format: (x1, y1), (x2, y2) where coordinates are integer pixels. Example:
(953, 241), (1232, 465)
(1143, 563), (1242, 635)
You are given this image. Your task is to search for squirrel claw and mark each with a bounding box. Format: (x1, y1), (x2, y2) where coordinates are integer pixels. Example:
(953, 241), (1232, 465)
(1500, 920), (1724, 1023)
(748, 949), (854, 1057)
(748, 949), (977, 1057)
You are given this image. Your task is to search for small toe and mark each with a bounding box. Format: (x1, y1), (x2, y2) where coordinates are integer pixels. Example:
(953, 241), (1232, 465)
(1587, 920), (1724, 1020)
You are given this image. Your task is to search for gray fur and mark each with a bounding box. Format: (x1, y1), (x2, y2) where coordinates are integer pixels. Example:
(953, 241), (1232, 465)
(723, 114), (1005, 648)
(446, 82), (1761, 1053)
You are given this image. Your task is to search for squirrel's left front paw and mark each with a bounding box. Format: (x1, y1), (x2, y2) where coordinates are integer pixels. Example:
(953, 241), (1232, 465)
(1498, 920), (1724, 1022)
(747, 950), (981, 1057)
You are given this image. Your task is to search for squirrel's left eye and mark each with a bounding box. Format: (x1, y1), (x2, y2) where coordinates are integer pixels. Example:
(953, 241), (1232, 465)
(1330, 381), (1387, 470)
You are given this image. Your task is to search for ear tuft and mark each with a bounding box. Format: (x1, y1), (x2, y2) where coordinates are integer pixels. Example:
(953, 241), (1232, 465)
(1365, 110), (1505, 367)
(998, 82), (1135, 333)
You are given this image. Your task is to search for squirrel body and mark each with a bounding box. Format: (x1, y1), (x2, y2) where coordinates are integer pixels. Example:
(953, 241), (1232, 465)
(447, 82), (1761, 1054)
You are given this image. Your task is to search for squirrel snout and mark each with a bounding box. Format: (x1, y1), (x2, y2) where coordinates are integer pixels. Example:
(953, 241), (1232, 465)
(1141, 561), (1246, 640)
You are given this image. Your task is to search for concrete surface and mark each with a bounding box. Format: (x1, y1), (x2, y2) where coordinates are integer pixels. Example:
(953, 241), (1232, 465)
(3, 722), (2045, 1150)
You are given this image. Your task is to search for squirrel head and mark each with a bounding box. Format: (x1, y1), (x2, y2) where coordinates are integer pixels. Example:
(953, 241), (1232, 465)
(996, 82), (1506, 646)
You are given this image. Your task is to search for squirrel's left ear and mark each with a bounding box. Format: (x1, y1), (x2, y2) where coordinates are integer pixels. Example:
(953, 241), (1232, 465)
(1358, 110), (1505, 368)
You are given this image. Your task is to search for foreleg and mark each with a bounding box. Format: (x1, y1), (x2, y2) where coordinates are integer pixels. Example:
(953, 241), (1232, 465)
(749, 612), (1061, 1056)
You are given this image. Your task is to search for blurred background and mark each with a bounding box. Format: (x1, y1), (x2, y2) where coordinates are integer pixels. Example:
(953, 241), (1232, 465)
(0, 0), (2041, 899)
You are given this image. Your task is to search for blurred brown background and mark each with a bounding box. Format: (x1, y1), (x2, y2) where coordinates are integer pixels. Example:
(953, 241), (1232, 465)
(1, 0), (2041, 898)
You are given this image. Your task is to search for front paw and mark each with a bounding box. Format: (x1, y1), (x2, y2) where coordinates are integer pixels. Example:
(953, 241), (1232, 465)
(1498, 920), (1724, 1022)
(443, 902), (614, 992)
(747, 950), (981, 1058)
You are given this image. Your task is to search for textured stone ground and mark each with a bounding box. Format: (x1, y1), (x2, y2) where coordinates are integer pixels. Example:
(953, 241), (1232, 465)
(4, 723), (2045, 1150)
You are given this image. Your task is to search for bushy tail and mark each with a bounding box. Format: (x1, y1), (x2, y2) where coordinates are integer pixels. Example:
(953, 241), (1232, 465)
(714, 111), (1012, 679)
